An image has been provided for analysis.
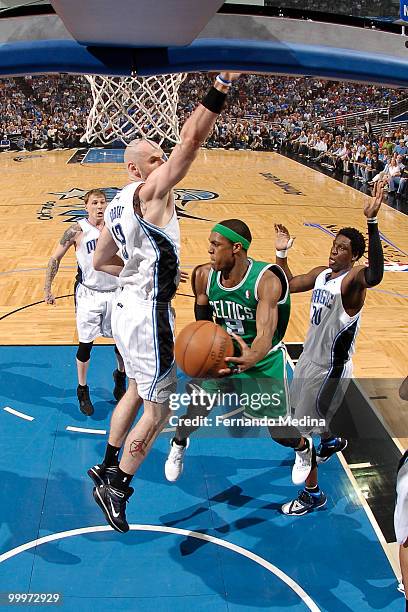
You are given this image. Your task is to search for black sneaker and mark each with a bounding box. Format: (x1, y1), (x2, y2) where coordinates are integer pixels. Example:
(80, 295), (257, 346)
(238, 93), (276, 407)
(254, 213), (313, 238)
(316, 437), (348, 464)
(77, 385), (94, 416)
(87, 463), (119, 487)
(93, 484), (133, 533)
(113, 370), (126, 401)
(281, 489), (327, 516)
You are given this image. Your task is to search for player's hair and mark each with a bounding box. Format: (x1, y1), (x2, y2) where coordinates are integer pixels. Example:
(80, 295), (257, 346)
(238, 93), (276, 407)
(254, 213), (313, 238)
(84, 189), (106, 204)
(337, 227), (366, 260)
(217, 219), (252, 249)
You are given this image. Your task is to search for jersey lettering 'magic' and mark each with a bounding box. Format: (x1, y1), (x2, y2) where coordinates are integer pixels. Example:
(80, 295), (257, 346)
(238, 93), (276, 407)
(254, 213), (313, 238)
(209, 299), (254, 321)
(86, 239), (97, 254)
(311, 288), (335, 309)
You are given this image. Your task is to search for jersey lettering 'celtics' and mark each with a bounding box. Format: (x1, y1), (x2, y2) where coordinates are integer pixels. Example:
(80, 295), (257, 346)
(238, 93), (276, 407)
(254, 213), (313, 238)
(210, 300), (254, 322)
(206, 259), (290, 352)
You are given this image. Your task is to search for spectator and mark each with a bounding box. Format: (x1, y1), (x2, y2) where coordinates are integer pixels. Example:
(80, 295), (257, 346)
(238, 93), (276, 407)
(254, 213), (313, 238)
(389, 155), (406, 194)
(395, 139), (408, 157)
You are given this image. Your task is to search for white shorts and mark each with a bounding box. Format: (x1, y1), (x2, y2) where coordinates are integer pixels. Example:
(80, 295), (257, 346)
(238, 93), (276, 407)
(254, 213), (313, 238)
(290, 354), (353, 434)
(395, 453), (408, 545)
(75, 283), (116, 343)
(111, 287), (177, 403)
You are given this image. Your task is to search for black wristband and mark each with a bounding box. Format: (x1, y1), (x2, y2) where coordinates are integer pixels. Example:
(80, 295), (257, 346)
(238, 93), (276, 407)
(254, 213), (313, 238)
(194, 303), (213, 321)
(201, 87), (227, 114)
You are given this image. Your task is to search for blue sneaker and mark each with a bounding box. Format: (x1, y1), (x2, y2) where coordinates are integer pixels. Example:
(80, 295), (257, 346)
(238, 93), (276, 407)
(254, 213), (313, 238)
(281, 489), (327, 516)
(316, 437), (347, 464)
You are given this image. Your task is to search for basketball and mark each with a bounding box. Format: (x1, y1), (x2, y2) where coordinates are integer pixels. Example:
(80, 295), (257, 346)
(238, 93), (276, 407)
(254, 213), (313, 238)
(175, 321), (234, 378)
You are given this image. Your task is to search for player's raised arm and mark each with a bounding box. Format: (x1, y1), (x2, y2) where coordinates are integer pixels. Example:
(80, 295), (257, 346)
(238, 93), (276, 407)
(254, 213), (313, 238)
(275, 223), (324, 293)
(44, 222), (81, 305)
(140, 72), (240, 202)
(343, 181), (384, 292)
(191, 264), (213, 321)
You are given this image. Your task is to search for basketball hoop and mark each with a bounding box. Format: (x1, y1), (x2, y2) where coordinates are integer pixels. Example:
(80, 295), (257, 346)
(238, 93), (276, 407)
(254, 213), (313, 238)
(82, 73), (187, 145)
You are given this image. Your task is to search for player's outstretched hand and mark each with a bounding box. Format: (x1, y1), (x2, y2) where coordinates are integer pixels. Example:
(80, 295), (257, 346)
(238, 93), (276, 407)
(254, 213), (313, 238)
(274, 223), (295, 252)
(218, 332), (256, 376)
(364, 180), (384, 219)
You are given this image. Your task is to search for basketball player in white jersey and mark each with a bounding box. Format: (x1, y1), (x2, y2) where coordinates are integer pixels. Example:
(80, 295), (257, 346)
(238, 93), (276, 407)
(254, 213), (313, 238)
(88, 72), (240, 533)
(275, 181), (385, 515)
(395, 379), (408, 609)
(44, 189), (126, 416)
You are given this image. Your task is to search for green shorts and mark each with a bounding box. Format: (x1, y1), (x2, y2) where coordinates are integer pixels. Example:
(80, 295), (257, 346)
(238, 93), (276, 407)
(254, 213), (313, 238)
(201, 344), (290, 420)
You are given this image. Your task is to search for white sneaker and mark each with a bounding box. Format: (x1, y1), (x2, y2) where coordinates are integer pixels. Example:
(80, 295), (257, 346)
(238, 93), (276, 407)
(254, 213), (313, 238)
(292, 436), (313, 485)
(164, 438), (189, 482)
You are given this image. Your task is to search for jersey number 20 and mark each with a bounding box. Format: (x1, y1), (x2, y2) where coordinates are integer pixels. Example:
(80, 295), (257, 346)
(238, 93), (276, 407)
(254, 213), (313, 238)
(311, 306), (322, 326)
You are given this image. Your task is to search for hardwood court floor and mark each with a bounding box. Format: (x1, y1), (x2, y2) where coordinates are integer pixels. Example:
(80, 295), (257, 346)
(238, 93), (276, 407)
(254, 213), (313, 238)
(0, 147), (407, 443)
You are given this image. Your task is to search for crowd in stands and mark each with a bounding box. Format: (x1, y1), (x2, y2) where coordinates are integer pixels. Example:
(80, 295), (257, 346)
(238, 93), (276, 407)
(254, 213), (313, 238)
(0, 75), (89, 151)
(180, 73), (404, 123)
(286, 125), (408, 196)
(1, 73), (408, 196)
(264, 0), (396, 18)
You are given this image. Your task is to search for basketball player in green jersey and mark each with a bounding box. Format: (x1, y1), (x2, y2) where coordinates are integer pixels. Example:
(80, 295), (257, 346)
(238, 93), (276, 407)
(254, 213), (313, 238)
(165, 218), (314, 483)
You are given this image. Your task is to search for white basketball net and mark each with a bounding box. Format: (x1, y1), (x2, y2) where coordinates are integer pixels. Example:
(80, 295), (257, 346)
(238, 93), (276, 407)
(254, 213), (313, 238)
(82, 73), (187, 145)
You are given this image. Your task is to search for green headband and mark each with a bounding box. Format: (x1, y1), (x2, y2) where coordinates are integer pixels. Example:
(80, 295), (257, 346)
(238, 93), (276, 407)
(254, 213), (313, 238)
(212, 223), (251, 251)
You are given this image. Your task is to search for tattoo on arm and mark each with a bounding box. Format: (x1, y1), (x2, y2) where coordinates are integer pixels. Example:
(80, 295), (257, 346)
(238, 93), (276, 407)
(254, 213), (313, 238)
(44, 257), (60, 292)
(59, 223), (81, 246)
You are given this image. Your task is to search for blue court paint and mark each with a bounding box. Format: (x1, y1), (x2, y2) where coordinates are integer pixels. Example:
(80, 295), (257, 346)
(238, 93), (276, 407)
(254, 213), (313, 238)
(0, 346), (401, 611)
(83, 149), (125, 164)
